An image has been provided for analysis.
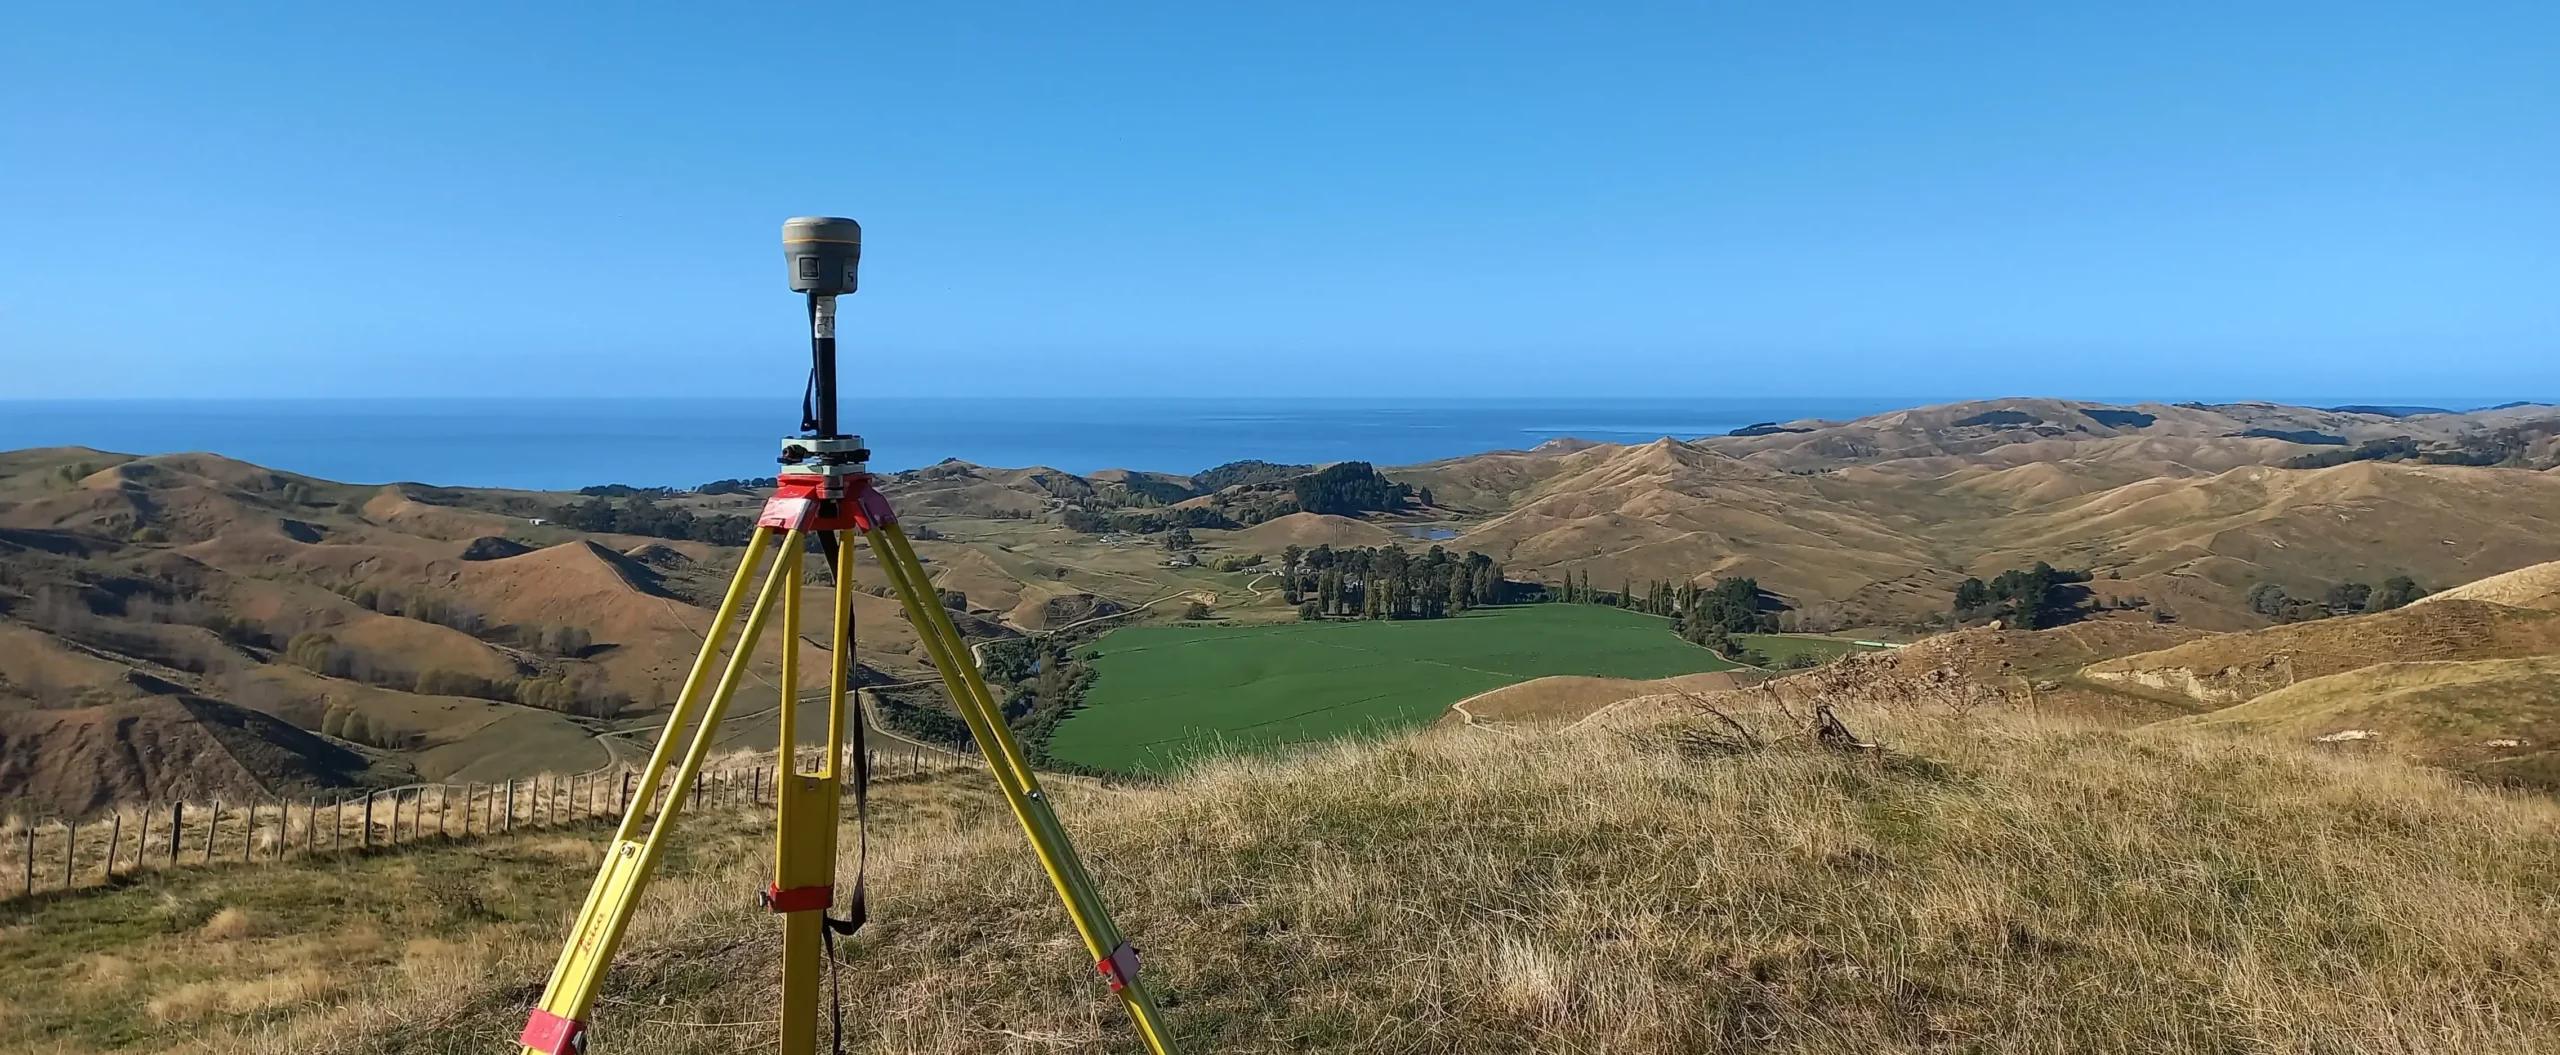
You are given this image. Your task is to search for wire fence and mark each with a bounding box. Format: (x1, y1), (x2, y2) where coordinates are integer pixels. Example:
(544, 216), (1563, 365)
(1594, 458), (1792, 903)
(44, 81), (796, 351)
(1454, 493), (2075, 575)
(1, 736), (978, 903)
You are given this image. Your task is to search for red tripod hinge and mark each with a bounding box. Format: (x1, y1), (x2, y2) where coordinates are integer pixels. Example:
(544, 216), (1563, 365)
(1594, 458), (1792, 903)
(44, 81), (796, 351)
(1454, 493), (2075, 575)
(756, 475), (899, 532)
(1096, 940), (1140, 993)
(762, 881), (833, 913)
(520, 1008), (587, 1054)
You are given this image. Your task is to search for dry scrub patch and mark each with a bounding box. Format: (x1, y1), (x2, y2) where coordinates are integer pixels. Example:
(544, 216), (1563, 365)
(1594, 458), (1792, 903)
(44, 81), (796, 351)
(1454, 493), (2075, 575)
(269, 710), (2560, 1055)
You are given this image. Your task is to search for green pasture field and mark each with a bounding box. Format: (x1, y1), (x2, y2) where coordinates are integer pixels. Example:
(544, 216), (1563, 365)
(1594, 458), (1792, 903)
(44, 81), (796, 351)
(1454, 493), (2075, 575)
(1732, 633), (1888, 668)
(1048, 604), (1735, 773)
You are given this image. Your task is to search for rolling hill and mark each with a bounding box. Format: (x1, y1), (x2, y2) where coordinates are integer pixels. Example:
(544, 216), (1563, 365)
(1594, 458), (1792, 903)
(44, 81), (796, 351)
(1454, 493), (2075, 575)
(2412, 557), (2560, 611)
(0, 449), (847, 812)
(2081, 599), (2560, 705)
(10, 396), (2560, 815)
(2163, 655), (2560, 790)
(1404, 398), (2560, 629)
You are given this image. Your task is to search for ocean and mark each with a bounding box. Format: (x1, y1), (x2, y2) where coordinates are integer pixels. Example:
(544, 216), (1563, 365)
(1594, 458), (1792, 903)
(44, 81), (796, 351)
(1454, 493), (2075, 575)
(0, 397), (1918, 491)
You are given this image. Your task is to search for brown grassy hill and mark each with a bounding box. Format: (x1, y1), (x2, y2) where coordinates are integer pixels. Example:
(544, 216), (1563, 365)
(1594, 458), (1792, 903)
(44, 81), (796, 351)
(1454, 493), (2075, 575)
(2415, 558), (2560, 612)
(1698, 398), (2553, 475)
(1420, 410), (2560, 629)
(0, 448), (898, 815)
(1971, 461), (2560, 594)
(1441, 670), (1759, 724)
(1580, 621), (2213, 733)
(0, 695), (363, 813)
(23, 707), (2559, 1054)
(1455, 438), (1940, 608)
(928, 546), (1034, 614)
(1004, 591), (1123, 632)
(876, 461), (1070, 518)
(2164, 655), (2560, 790)
(2083, 600), (2560, 706)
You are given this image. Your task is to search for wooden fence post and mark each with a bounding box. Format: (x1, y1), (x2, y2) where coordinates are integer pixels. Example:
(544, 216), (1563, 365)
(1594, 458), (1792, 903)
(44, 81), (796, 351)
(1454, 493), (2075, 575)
(243, 805), (254, 863)
(362, 793), (375, 849)
(204, 800), (221, 864)
(105, 810), (122, 883)
(620, 772), (633, 817)
(168, 802), (183, 867)
(21, 824), (33, 897)
(504, 780), (516, 833)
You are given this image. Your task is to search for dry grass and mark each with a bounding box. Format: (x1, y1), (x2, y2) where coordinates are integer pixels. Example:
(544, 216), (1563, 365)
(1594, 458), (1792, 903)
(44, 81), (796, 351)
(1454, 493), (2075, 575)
(2419, 558), (2560, 611)
(120, 704), (2557, 1055)
(196, 907), (274, 942)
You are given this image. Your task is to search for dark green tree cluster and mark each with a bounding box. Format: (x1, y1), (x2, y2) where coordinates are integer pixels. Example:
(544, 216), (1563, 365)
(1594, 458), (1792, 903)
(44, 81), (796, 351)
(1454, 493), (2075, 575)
(978, 637), (1101, 768)
(414, 667), (631, 718)
(1292, 462), (1417, 516)
(338, 583), (488, 636)
(1674, 578), (1775, 642)
(2287, 423), (2560, 470)
(1547, 572), (1777, 655)
(1193, 460), (1312, 492)
(1952, 562), (2093, 630)
(1059, 505), (1239, 534)
(1116, 476), (1197, 505)
(1548, 569), (1609, 605)
(1281, 543), (1508, 620)
(2247, 575), (2426, 623)
(552, 495), (756, 546)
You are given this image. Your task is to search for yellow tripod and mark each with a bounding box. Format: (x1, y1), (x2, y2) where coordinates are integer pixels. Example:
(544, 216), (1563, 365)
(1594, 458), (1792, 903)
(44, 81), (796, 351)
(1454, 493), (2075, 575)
(518, 217), (1181, 1055)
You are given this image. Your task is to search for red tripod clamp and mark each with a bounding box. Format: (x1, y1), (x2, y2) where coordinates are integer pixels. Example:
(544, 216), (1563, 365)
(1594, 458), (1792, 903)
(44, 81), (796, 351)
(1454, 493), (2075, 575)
(760, 881), (834, 914)
(1096, 940), (1141, 993)
(520, 1008), (587, 1054)
(756, 472), (897, 533)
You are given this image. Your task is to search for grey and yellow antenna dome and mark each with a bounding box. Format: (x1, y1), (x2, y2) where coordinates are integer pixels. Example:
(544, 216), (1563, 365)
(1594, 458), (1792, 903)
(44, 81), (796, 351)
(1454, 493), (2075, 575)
(781, 216), (861, 295)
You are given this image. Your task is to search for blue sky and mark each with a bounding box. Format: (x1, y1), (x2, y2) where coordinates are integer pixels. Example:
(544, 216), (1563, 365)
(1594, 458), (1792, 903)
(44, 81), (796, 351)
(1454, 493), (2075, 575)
(2, 2), (2553, 399)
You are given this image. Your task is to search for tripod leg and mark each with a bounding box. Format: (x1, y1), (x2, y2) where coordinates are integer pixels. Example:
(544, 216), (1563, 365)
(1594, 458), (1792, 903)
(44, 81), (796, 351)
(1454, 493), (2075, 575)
(863, 521), (1183, 1055)
(521, 527), (806, 1055)
(772, 542), (841, 1055)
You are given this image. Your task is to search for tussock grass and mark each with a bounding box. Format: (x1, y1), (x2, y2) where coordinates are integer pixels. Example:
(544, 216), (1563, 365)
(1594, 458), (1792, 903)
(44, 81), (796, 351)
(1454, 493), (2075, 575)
(196, 906), (274, 942)
(199, 709), (2560, 1054)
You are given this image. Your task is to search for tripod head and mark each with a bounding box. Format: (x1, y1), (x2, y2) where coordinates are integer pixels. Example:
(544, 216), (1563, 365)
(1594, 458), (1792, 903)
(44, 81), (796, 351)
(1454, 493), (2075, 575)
(781, 217), (868, 472)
